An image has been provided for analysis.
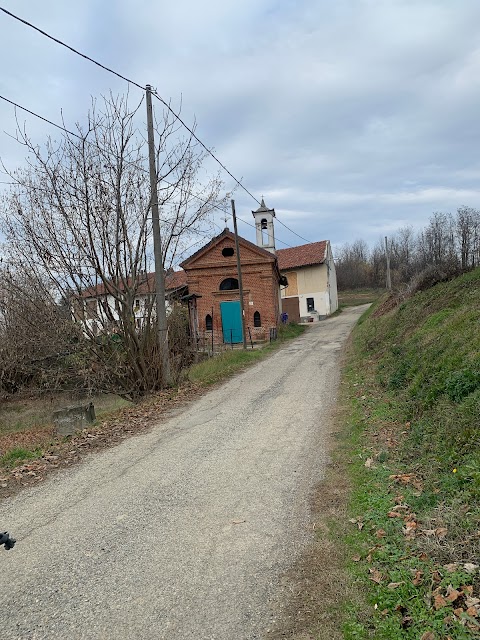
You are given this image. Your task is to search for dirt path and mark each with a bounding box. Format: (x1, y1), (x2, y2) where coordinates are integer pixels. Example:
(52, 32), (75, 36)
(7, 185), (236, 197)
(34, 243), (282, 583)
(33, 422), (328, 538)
(0, 307), (365, 640)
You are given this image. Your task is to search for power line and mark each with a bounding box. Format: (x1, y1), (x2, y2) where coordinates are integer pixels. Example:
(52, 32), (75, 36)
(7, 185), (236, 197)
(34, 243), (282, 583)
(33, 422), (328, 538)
(0, 92), (296, 251)
(208, 205), (295, 248)
(0, 7), (144, 91)
(235, 216), (295, 249)
(0, 94), (81, 139)
(0, 6), (262, 206)
(275, 217), (313, 245)
(150, 92), (261, 205)
(0, 91), (229, 228)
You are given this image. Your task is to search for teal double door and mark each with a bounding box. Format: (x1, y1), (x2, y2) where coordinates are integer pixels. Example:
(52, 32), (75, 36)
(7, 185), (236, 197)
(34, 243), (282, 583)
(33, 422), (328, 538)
(220, 301), (243, 344)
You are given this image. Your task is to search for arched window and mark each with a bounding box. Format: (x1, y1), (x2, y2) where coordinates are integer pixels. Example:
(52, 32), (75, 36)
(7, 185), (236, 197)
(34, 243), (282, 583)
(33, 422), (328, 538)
(261, 218), (269, 245)
(219, 277), (239, 291)
(253, 311), (261, 327)
(205, 314), (213, 330)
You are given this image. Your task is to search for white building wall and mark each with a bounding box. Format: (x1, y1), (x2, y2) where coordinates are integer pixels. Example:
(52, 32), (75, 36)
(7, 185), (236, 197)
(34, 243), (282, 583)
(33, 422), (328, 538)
(80, 291), (173, 334)
(279, 242), (339, 321)
(325, 243), (338, 314)
(298, 290), (329, 318)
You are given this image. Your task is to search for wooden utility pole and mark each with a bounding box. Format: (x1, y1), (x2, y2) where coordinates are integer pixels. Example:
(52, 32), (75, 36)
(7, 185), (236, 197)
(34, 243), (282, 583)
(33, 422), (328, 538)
(385, 235), (392, 291)
(231, 199), (247, 350)
(145, 84), (171, 384)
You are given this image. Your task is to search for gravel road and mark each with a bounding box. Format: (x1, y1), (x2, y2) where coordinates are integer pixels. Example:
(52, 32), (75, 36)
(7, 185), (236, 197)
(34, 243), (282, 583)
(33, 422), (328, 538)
(0, 306), (365, 640)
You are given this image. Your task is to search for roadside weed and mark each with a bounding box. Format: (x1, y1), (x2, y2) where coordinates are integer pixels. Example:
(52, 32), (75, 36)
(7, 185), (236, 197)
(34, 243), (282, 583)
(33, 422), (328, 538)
(339, 268), (480, 638)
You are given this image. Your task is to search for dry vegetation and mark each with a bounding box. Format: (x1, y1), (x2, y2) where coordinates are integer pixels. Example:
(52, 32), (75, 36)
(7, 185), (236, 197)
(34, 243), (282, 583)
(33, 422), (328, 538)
(339, 267), (480, 639)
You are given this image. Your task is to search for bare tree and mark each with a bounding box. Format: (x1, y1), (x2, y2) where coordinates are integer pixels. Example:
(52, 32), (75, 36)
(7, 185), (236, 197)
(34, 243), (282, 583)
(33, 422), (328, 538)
(417, 212), (458, 270)
(335, 239), (372, 290)
(455, 206), (480, 269)
(370, 226), (417, 287)
(0, 266), (80, 394)
(0, 93), (227, 397)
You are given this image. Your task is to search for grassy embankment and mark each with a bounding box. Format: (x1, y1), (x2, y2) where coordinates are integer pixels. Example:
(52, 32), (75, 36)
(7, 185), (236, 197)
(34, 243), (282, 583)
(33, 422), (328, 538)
(338, 268), (480, 638)
(338, 289), (384, 309)
(0, 323), (305, 470)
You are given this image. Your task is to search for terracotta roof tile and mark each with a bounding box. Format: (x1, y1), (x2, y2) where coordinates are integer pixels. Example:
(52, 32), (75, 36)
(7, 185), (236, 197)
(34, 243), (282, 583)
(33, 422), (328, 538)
(165, 269), (187, 290)
(80, 270), (187, 298)
(277, 241), (328, 271)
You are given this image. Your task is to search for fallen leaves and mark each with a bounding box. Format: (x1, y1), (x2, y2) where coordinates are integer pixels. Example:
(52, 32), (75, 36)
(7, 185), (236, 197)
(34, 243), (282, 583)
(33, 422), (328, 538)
(445, 586), (461, 603)
(387, 581), (405, 590)
(402, 514), (418, 539)
(0, 383), (204, 498)
(349, 517), (364, 531)
(389, 472), (423, 492)
(433, 593), (448, 610)
(443, 562), (478, 574)
(428, 583), (480, 628)
(412, 570), (423, 586)
(394, 604), (413, 629)
(369, 568), (383, 584)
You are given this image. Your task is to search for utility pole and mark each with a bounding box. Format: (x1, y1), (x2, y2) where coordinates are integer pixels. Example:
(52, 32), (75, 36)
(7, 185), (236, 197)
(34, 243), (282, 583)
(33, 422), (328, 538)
(385, 235), (392, 291)
(146, 84), (171, 384)
(231, 199), (247, 350)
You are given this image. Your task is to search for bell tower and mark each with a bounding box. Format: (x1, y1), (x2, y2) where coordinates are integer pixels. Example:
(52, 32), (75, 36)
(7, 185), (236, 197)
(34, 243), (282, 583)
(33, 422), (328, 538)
(252, 198), (276, 254)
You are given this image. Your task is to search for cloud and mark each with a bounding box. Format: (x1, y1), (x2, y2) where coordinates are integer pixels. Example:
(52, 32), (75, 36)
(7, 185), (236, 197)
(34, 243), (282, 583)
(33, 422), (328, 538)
(2, 0), (480, 251)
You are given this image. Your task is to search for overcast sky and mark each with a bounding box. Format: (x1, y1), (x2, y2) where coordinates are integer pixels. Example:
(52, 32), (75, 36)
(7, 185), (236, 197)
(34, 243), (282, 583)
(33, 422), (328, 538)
(1, 0), (480, 255)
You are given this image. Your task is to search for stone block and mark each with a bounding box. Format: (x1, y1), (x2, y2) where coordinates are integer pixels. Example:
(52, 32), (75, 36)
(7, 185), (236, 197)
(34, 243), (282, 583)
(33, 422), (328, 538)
(53, 402), (96, 437)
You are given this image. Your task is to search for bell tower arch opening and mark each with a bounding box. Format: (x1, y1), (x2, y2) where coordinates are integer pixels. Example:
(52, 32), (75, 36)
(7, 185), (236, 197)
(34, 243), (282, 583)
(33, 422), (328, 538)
(252, 199), (276, 254)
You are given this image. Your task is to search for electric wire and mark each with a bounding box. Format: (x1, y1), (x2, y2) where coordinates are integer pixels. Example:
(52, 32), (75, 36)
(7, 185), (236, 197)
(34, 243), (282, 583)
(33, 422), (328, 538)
(235, 216), (295, 249)
(1, 6), (311, 238)
(150, 92), (261, 205)
(0, 92), (224, 225)
(0, 7), (144, 91)
(0, 94), (81, 139)
(276, 217), (313, 244)
(0, 6), (262, 206)
(0, 92), (296, 249)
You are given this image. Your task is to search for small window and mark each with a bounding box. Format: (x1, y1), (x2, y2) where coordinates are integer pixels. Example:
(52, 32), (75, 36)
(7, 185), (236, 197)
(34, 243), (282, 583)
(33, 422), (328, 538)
(222, 247), (234, 257)
(307, 297), (315, 312)
(205, 314), (213, 330)
(219, 277), (239, 291)
(253, 311), (261, 327)
(135, 299), (140, 308)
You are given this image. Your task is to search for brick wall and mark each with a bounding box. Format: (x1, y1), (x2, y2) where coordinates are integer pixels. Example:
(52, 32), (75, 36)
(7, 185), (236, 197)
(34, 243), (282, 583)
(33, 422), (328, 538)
(182, 231), (280, 344)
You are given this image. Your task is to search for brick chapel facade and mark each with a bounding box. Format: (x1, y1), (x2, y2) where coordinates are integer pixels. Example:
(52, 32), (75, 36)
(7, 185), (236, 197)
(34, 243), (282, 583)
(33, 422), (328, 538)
(180, 222), (283, 344)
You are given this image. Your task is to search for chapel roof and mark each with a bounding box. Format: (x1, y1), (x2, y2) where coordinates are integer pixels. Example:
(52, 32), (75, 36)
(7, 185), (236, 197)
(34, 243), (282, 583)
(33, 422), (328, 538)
(276, 240), (328, 271)
(179, 228), (275, 268)
(80, 269), (187, 298)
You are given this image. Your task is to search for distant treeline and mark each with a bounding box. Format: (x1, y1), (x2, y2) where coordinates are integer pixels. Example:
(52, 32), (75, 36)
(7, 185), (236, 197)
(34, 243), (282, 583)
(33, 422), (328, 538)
(334, 206), (480, 290)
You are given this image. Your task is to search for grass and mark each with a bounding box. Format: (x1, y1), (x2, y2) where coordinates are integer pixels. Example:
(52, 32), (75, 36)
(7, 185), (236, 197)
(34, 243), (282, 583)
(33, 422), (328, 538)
(337, 268), (480, 638)
(188, 322), (306, 386)
(0, 324), (306, 471)
(0, 446), (43, 468)
(0, 393), (132, 436)
(338, 288), (384, 308)
(0, 393), (132, 471)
